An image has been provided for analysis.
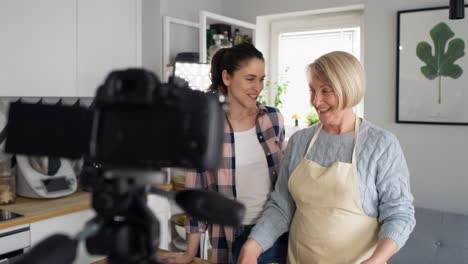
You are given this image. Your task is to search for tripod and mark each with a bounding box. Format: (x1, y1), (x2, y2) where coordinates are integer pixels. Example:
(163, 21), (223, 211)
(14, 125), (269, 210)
(15, 168), (244, 264)
(84, 169), (164, 264)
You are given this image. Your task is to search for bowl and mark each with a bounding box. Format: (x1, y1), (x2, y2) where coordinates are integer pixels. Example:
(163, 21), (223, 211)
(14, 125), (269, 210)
(171, 213), (187, 240)
(174, 224), (186, 240)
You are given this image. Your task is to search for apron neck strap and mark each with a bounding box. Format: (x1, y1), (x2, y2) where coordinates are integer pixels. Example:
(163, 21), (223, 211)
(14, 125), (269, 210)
(306, 123), (322, 154)
(351, 114), (360, 164)
(306, 114), (361, 164)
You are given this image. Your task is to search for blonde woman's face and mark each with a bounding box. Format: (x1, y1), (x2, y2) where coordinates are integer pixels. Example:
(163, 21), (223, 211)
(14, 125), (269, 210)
(309, 77), (342, 125)
(223, 58), (265, 109)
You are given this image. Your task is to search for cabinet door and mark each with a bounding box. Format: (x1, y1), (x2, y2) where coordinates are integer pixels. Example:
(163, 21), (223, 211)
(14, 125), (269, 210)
(77, 0), (141, 97)
(147, 194), (172, 250)
(0, 0), (76, 97)
(30, 209), (101, 264)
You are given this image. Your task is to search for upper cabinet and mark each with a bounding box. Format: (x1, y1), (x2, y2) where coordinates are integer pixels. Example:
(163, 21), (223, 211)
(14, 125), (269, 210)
(0, 0), (77, 97)
(77, 0), (141, 97)
(199, 11), (255, 63)
(0, 0), (141, 97)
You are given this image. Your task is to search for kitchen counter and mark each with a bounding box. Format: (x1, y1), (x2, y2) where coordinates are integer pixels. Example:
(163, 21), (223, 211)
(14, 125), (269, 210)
(0, 191), (91, 229)
(91, 249), (211, 264)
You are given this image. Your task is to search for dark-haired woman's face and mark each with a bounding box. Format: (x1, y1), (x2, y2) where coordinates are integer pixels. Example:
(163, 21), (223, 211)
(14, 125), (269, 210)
(223, 58), (265, 109)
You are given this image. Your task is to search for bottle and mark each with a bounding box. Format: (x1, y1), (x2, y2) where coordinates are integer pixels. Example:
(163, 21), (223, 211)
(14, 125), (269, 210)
(233, 29), (241, 46)
(207, 34), (223, 64)
(206, 28), (216, 49)
(222, 31), (232, 47)
(0, 156), (15, 205)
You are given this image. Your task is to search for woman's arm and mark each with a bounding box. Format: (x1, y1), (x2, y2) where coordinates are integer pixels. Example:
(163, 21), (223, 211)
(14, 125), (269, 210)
(158, 170), (212, 263)
(236, 131), (304, 264)
(249, 142), (295, 248)
(158, 233), (202, 264)
(237, 238), (263, 264)
(184, 170), (213, 233)
(373, 134), (416, 259)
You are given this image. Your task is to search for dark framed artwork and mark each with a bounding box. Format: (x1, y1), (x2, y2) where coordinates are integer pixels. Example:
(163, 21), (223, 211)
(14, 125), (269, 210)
(396, 6), (467, 125)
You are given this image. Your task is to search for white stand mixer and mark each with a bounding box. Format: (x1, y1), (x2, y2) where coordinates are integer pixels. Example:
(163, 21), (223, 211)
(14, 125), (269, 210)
(16, 155), (77, 198)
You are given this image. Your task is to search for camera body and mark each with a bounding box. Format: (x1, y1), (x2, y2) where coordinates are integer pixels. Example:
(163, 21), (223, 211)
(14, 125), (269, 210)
(90, 69), (224, 170)
(6, 69), (245, 264)
(6, 68), (224, 171)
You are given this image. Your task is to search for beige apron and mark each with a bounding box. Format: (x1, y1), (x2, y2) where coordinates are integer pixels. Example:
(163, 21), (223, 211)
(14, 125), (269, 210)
(288, 116), (379, 264)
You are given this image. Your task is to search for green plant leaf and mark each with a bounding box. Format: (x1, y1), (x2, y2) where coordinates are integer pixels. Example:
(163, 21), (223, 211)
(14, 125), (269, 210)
(259, 68), (290, 108)
(440, 38), (464, 78)
(416, 42), (438, 80)
(306, 112), (319, 126)
(416, 22), (465, 103)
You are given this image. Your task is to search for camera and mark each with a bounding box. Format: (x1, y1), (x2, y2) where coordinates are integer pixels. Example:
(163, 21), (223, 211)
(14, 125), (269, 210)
(6, 69), (244, 264)
(6, 68), (224, 170)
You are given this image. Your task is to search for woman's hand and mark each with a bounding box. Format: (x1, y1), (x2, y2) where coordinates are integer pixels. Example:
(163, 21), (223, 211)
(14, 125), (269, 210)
(238, 239), (263, 264)
(158, 251), (194, 264)
(360, 258), (380, 264)
(158, 232), (202, 264)
(361, 238), (398, 264)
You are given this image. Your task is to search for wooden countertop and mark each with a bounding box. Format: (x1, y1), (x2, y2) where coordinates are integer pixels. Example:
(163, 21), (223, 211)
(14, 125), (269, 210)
(0, 191), (91, 229)
(91, 249), (211, 264)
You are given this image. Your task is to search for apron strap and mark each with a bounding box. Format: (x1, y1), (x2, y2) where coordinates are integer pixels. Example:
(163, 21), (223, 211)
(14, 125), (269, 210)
(352, 114), (360, 164)
(306, 123), (323, 154)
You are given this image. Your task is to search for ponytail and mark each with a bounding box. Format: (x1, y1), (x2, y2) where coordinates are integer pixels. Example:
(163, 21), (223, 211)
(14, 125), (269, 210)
(208, 48), (228, 95)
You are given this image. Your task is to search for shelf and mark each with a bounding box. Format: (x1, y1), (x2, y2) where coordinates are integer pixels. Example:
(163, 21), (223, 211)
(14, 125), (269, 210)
(199, 10), (256, 63)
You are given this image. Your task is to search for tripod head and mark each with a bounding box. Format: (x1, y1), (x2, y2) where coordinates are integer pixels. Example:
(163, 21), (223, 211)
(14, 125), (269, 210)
(83, 169), (162, 264)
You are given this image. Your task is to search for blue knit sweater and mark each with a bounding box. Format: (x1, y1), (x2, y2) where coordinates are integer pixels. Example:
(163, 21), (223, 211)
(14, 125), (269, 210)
(249, 119), (416, 251)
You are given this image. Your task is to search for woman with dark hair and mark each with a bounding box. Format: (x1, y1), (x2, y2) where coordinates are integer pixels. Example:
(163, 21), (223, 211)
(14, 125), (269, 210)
(159, 43), (288, 264)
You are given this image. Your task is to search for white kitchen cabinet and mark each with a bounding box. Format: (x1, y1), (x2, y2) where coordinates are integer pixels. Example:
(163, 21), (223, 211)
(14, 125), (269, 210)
(199, 10), (256, 63)
(147, 194), (172, 250)
(29, 209), (101, 264)
(0, 0), (141, 97)
(77, 0), (142, 97)
(0, 224), (30, 260)
(0, 0), (77, 97)
(28, 195), (171, 263)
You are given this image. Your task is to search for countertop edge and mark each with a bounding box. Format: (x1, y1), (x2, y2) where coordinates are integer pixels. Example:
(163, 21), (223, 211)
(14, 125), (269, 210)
(0, 192), (91, 230)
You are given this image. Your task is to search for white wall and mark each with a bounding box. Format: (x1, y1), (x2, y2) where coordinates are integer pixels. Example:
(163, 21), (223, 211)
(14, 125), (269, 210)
(142, 0), (224, 77)
(1, 0), (465, 215)
(224, 0), (468, 215)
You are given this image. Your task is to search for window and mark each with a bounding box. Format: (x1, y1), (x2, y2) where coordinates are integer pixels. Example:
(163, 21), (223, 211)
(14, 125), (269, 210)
(266, 10), (363, 135)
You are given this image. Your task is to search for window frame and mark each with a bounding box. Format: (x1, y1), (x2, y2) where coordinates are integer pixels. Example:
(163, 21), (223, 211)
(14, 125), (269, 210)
(267, 10), (365, 118)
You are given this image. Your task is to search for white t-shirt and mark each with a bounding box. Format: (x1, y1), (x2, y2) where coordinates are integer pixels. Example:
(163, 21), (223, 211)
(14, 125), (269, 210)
(234, 126), (271, 225)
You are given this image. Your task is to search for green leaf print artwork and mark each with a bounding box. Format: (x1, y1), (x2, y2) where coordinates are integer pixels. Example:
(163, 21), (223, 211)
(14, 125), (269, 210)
(416, 22), (465, 104)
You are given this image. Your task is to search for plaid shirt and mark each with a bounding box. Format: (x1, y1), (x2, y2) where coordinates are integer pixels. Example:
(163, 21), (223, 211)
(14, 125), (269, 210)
(185, 103), (286, 264)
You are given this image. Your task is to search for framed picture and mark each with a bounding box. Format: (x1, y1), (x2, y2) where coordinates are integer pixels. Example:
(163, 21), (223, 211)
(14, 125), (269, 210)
(397, 6), (467, 125)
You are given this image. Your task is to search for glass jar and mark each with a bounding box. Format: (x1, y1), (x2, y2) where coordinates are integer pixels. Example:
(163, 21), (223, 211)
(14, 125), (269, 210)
(0, 156), (16, 205)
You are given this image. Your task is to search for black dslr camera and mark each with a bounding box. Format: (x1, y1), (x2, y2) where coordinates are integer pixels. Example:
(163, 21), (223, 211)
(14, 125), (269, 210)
(7, 68), (223, 169)
(6, 69), (244, 264)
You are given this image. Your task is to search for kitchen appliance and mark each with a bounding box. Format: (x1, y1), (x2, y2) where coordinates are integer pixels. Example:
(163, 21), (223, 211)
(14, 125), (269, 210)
(16, 155), (77, 198)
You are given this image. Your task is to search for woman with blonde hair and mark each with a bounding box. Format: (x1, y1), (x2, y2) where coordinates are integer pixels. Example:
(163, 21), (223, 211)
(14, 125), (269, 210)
(238, 51), (415, 264)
